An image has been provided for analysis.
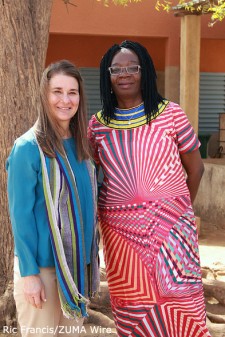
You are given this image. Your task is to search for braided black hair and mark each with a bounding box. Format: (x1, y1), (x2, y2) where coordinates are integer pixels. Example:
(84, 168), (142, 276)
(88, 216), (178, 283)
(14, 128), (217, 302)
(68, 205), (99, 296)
(100, 40), (164, 124)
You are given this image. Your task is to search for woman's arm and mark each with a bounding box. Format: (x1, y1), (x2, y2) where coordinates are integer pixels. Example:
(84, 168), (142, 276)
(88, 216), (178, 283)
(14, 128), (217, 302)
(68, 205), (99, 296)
(7, 134), (47, 307)
(180, 149), (204, 204)
(6, 136), (40, 276)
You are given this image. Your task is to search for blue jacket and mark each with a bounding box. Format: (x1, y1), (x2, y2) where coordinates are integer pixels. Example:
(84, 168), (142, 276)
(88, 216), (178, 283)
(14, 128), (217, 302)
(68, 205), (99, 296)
(6, 129), (94, 276)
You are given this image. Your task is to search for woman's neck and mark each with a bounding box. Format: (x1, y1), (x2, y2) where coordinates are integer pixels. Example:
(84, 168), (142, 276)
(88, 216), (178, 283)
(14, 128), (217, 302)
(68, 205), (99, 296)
(62, 133), (72, 139)
(60, 128), (72, 139)
(117, 97), (143, 110)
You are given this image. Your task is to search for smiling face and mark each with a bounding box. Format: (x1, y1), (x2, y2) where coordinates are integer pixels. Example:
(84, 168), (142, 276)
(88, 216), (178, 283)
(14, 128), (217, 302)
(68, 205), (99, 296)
(110, 48), (142, 108)
(48, 73), (80, 132)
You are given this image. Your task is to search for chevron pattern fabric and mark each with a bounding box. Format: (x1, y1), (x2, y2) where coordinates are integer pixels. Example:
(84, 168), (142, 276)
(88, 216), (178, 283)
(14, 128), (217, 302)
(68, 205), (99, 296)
(88, 101), (211, 337)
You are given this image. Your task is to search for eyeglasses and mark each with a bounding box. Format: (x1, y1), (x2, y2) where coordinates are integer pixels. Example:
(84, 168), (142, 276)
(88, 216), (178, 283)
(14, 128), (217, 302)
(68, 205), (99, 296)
(108, 65), (141, 76)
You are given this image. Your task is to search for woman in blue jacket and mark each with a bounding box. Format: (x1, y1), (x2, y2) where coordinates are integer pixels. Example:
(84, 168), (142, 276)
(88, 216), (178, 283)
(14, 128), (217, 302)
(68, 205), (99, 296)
(6, 60), (99, 337)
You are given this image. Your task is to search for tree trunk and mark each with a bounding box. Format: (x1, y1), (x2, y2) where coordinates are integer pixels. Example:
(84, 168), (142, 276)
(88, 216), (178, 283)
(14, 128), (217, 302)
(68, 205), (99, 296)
(0, 0), (53, 328)
(203, 278), (225, 305)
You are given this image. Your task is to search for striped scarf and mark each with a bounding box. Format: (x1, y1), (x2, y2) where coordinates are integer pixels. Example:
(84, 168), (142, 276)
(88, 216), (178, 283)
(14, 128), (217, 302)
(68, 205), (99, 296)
(37, 144), (99, 319)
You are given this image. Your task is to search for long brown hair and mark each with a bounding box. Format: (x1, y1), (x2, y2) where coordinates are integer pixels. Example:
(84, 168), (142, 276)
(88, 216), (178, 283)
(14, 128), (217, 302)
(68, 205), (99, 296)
(35, 60), (90, 160)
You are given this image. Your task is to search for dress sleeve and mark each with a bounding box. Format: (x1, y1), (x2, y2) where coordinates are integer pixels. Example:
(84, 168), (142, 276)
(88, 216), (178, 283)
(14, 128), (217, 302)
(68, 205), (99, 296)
(6, 136), (40, 276)
(87, 115), (100, 165)
(171, 103), (200, 154)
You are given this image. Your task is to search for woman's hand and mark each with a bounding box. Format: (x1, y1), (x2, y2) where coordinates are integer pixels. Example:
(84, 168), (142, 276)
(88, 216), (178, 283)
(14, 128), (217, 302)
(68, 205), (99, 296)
(23, 275), (46, 309)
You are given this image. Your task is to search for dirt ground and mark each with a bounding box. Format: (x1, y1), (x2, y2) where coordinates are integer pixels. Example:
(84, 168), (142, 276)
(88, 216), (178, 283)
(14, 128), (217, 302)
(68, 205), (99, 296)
(199, 221), (225, 268)
(199, 222), (225, 337)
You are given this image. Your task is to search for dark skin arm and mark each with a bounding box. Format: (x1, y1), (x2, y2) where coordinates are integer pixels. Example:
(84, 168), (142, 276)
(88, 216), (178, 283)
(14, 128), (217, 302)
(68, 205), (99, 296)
(180, 149), (204, 204)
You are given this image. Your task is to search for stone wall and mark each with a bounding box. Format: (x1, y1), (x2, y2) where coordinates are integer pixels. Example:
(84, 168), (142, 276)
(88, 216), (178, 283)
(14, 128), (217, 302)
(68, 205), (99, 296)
(194, 159), (225, 230)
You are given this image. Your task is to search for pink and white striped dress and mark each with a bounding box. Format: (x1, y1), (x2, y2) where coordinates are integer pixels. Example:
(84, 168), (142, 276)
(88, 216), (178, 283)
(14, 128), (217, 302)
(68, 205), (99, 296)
(88, 101), (211, 337)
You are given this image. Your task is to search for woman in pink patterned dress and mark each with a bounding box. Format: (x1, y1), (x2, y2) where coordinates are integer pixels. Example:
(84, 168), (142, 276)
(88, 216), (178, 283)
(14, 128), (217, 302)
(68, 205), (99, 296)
(88, 41), (211, 337)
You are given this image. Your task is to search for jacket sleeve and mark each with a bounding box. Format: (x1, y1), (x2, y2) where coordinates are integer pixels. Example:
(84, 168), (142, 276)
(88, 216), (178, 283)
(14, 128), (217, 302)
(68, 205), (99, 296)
(6, 137), (40, 276)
